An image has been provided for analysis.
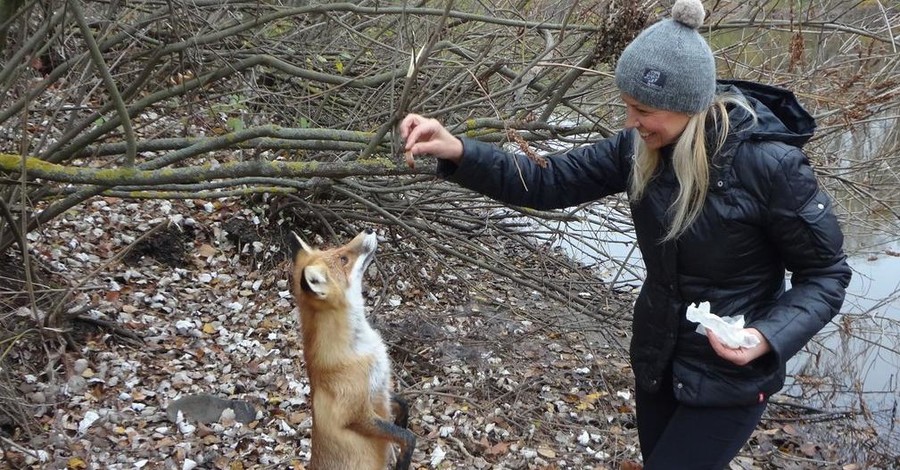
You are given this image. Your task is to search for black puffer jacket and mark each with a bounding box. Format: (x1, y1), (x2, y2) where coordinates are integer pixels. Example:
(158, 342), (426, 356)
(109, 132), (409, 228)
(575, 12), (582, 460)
(436, 80), (851, 407)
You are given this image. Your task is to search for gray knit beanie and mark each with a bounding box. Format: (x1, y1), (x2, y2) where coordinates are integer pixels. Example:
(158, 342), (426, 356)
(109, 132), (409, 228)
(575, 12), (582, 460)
(614, 0), (715, 114)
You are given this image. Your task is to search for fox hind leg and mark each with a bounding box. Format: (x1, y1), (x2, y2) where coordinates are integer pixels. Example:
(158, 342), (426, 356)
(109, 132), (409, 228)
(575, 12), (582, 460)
(349, 416), (416, 470)
(390, 394), (409, 428)
(392, 429), (415, 470)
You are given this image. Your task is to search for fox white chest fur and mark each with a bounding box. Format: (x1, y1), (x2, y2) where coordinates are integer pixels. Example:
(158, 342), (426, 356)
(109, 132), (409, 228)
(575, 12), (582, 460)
(289, 230), (415, 470)
(349, 305), (391, 398)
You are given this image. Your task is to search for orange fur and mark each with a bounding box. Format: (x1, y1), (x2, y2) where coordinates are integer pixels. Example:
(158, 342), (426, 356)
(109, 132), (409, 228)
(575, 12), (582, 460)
(290, 231), (414, 470)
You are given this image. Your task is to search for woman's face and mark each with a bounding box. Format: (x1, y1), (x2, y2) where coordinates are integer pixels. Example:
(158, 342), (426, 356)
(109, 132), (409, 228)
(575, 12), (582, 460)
(621, 94), (692, 150)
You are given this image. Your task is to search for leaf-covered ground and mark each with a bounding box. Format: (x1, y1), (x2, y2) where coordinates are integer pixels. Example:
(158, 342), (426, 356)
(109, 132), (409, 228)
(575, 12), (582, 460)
(2, 197), (890, 469)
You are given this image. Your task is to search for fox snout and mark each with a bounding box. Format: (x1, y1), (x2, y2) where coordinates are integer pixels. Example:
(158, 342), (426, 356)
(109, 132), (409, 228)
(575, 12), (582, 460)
(357, 231), (377, 271)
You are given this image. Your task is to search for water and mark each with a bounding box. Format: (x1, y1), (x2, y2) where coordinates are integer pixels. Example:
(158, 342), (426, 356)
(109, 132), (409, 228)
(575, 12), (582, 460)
(784, 229), (900, 452)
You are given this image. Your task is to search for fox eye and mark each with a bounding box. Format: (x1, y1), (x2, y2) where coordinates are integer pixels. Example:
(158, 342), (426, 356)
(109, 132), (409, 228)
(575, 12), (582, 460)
(340, 255), (349, 265)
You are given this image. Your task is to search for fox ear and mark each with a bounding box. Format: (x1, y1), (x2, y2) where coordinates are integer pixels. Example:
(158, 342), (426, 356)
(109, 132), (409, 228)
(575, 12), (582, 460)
(289, 231), (313, 256)
(301, 265), (328, 298)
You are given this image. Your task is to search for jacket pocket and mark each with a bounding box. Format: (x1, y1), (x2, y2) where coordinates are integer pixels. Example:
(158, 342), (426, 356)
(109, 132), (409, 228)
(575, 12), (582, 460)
(797, 190), (844, 259)
(672, 356), (784, 407)
(798, 190), (830, 224)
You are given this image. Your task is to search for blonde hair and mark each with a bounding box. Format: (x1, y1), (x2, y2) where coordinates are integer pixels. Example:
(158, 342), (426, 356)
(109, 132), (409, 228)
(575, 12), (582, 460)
(629, 94), (755, 241)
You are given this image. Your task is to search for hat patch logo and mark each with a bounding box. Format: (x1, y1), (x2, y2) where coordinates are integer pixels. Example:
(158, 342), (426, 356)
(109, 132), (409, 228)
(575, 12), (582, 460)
(641, 68), (666, 88)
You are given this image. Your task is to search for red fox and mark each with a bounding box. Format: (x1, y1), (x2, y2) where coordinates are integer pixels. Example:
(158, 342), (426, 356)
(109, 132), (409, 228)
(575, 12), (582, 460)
(289, 229), (415, 470)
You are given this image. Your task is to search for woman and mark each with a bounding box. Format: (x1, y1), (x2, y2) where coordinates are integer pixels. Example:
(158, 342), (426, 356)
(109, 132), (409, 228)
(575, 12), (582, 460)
(399, 0), (851, 468)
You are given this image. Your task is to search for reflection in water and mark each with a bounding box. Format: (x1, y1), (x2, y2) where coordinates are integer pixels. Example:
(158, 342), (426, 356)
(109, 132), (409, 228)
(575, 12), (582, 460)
(786, 240), (900, 456)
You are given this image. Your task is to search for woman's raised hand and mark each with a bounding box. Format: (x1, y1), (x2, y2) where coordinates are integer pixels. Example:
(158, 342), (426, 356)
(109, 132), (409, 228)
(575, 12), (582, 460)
(399, 114), (464, 165)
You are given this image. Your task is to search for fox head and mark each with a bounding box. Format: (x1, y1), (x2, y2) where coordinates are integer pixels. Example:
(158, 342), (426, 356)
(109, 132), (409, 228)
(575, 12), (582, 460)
(289, 230), (377, 310)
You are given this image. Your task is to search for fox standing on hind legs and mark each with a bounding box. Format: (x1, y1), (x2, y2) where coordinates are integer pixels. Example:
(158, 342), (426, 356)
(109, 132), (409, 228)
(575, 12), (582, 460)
(289, 229), (415, 470)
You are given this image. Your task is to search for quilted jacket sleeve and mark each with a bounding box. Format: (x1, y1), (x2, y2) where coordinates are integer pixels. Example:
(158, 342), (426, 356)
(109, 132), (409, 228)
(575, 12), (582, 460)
(435, 131), (634, 210)
(749, 144), (852, 364)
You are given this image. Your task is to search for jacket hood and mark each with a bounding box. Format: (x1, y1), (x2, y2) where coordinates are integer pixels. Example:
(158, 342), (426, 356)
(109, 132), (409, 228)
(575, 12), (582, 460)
(718, 79), (816, 148)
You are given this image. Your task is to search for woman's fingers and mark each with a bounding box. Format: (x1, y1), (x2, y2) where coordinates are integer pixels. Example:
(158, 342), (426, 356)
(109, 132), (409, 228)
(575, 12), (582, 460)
(406, 121), (438, 152)
(707, 330), (745, 365)
(398, 113), (463, 163)
(400, 114), (430, 146)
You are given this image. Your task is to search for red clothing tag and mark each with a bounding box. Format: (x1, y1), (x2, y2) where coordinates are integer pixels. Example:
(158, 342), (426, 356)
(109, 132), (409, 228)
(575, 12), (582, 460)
(758, 392), (765, 403)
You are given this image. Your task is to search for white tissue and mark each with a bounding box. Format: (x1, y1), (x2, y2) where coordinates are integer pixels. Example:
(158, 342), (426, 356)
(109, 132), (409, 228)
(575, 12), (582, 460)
(685, 302), (760, 349)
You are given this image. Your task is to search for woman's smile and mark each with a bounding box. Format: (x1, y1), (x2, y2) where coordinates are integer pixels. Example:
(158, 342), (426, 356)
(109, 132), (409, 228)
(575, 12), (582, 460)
(622, 93), (691, 150)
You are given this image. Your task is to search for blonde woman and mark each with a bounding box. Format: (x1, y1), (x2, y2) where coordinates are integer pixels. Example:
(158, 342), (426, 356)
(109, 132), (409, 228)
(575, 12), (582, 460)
(399, 0), (850, 468)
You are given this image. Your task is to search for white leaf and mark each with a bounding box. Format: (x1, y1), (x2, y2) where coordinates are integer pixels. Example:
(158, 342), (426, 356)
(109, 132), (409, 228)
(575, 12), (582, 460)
(577, 430), (590, 445)
(430, 444), (446, 467)
(176, 410), (195, 435)
(78, 410), (100, 434)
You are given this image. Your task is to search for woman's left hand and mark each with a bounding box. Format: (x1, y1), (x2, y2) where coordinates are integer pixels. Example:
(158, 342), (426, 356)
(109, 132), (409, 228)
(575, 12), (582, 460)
(707, 328), (771, 366)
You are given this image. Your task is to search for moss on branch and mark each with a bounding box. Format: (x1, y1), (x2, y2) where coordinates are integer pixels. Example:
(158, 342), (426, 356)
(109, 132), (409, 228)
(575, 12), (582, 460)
(0, 153), (420, 186)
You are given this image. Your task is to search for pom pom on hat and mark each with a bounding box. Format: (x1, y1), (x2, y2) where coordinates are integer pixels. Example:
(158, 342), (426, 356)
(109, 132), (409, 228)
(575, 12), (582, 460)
(671, 0), (706, 29)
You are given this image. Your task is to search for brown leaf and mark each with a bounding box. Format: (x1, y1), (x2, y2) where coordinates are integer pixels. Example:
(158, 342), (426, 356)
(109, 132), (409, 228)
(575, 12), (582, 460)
(620, 460), (643, 470)
(89, 384), (104, 400)
(288, 411), (308, 425)
(485, 441), (510, 456)
(616, 404), (633, 413)
(198, 244), (217, 258)
(155, 436), (177, 449)
(799, 442), (818, 457)
(537, 446), (556, 458)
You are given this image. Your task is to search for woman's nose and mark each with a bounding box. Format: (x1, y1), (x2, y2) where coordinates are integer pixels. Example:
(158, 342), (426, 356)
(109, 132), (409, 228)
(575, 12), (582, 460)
(624, 110), (639, 129)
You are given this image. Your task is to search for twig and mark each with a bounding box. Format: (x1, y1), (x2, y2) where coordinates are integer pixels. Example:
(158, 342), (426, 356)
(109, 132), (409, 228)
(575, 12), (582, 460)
(70, 1), (137, 167)
(448, 435), (477, 460)
(0, 434), (40, 459)
(330, 184), (597, 311)
(362, 0), (455, 160)
(0, 199), (26, 261)
(765, 400), (855, 423)
(70, 315), (144, 347)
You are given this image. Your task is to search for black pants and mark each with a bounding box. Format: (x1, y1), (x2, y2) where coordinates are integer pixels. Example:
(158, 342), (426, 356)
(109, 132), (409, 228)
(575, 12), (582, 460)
(635, 376), (767, 469)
